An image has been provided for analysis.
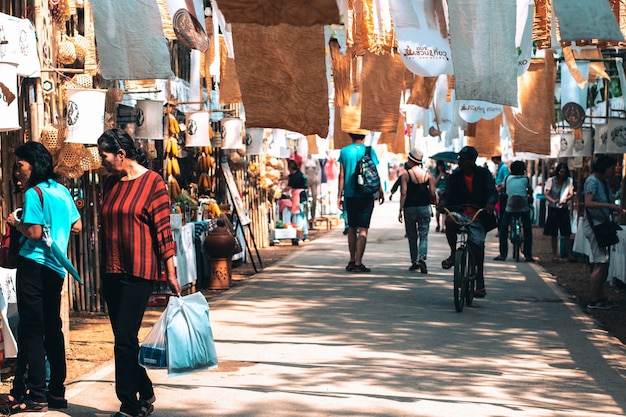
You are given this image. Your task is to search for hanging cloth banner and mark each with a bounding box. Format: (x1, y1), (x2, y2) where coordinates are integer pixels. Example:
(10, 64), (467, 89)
(246, 128), (266, 155)
(516, 0), (534, 77)
(552, 0), (624, 43)
(213, 0), (339, 26)
(64, 89), (106, 144)
(91, 0), (174, 80)
(185, 111), (211, 147)
(467, 114), (502, 157)
(388, 0), (453, 77)
(449, 0), (518, 106)
(0, 14), (40, 78)
(603, 118), (626, 154)
(572, 128), (593, 157)
(458, 100), (503, 123)
(433, 74), (454, 132)
(267, 129), (290, 158)
(0, 61), (20, 132)
(135, 100), (165, 140)
(595, 123), (608, 154)
(560, 60), (590, 131)
(232, 23), (329, 137)
(360, 51), (405, 133)
(166, 0), (210, 52)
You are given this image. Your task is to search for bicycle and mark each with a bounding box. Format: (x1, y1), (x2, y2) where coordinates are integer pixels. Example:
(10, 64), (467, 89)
(442, 207), (484, 312)
(510, 213), (523, 263)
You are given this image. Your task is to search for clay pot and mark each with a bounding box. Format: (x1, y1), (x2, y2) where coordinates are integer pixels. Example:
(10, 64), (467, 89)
(203, 223), (237, 289)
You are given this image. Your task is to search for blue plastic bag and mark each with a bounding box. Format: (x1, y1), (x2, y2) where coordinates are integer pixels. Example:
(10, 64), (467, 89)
(139, 308), (168, 369)
(165, 292), (218, 376)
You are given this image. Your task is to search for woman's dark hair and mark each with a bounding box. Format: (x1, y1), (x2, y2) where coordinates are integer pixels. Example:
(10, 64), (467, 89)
(592, 155), (617, 174)
(15, 141), (57, 188)
(436, 160), (446, 171)
(552, 162), (570, 178)
(287, 159), (299, 172)
(510, 160), (526, 175)
(97, 128), (147, 167)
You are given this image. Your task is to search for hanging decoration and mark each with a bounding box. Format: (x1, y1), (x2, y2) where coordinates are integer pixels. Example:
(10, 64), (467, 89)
(0, 61), (20, 132)
(135, 100), (165, 140)
(64, 89), (106, 144)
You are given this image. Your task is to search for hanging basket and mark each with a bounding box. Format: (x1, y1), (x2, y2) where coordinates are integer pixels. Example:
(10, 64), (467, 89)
(41, 124), (63, 153)
(71, 34), (89, 59)
(71, 73), (93, 89)
(58, 37), (77, 65)
(105, 87), (124, 114)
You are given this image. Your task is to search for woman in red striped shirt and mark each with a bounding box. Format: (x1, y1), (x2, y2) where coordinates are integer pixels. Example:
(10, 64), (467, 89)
(97, 128), (181, 417)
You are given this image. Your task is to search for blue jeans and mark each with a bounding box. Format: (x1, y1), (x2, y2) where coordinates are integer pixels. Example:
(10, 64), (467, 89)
(403, 206), (431, 263)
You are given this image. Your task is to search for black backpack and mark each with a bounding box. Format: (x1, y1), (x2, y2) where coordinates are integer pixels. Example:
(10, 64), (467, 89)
(354, 146), (381, 197)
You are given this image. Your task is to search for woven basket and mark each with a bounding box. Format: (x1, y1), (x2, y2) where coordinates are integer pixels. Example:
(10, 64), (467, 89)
(86, 146), (102, 170)
(59, 80), (77, 105)
(71, 34), (89, 59)
(58, 37), (77, 65)
(41, 124), (63, 153)
(71, 73), (93, 89)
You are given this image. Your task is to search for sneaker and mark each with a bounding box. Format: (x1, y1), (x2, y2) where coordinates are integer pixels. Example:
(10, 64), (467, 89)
(493, 255), (506, 261)
(351, 264), (371, 273)
(417, 259), (427, 274)
(343, 228), (349, 235)
(409, 263), (419, 271)
(587, 299), (616, 310)
(345, 261), (355, 271)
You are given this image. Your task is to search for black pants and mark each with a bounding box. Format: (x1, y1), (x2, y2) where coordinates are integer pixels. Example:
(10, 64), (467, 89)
(102, 274), (154, 416)
(16, 257), (65, 402)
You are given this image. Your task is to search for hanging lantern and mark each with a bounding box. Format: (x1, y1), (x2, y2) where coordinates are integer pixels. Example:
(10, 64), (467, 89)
(185, 111), (210, 147)
(0, 61), (21, 132)
(246, 128), (265, 155)
(65, 88), (106, 144)
(135, 100), (165, 140)
(221, 117), (244, 149)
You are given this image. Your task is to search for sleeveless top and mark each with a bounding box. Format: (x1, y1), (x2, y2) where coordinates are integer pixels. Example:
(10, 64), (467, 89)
(404, 169), (431, 207)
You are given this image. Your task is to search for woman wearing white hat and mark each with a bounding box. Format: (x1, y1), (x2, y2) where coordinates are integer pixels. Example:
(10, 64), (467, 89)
(398, 147), (437, 273)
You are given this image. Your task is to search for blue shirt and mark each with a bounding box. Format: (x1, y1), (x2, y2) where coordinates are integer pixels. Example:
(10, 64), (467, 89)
(19, 180), (81, 278)
(495, 163), (509, 187)
(338, 144), (380, 198)
(584, 175), (612, 224)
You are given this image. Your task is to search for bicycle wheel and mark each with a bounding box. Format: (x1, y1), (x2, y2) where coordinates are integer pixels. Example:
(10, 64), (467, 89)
(465, 249), (476, 306)
(453, 248), (466, 312)
(513, 220), (521, 263)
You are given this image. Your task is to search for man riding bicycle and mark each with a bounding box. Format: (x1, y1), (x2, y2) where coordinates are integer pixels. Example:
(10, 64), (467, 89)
(438, 146), (498, 298)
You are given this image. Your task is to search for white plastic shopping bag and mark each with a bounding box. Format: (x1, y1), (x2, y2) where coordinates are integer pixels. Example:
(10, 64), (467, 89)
(165, 292), (218, 376)
(139, 308), (168, 369)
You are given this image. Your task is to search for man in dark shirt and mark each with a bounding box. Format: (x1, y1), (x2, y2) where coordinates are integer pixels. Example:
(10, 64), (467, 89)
(438, 146), (498, 297)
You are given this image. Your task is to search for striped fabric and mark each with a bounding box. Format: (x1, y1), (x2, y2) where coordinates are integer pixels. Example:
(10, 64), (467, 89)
(100, 170), (176, 281)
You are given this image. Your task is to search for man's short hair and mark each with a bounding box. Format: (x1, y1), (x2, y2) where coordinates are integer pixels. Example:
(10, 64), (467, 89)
(458, 146), (479, 161)
(349, 133), (366, 141)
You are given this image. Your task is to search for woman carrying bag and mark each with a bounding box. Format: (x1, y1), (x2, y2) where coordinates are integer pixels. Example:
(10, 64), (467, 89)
(97, 129), (182, 417)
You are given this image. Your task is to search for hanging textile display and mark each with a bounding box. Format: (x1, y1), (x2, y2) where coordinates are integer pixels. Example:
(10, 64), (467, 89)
(467, 114), (502, 157)
(329, 39), (351, 107)
(552, 0), (624, 43)
(360, 51), (404, 133)
(595, 123), (608, 154)
(549, 134), (561, 158)
(0, 61), (20, 132)
(433, 74), (454, 132)
(407, 75), (438, 108)
(214, 0), (339, 26)
(378, 112), (407, 154)
(448, 0), (518, 106)
(560, 60), (590, 136)
(532, 0), (552, 49)
(559, 132), (575, 157)
(231, 23), (329, 137)
(388, 0), (453, 77)
(333, 106), (353, 149)
(603, 118), (626, 154)
(185, 111), (211, 147)
(135, 100), (165, 140)
(0, 14), (40, 78)
(503, 61), (551, 155)
(571, 128), (593, 157)
(91, 0), (174, 80)
(246, 128), (265, 156)
(64, 89), (106, 144)
(516, 0), (534, 76)
(458, 100), (503, 123)
(267, 129), (290, 158)
(219, 36), (242, 105)
(166, 0), (210, 52)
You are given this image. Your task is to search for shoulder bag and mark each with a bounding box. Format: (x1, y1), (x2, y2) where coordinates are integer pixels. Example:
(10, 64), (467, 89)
(586, 180), (622, 247)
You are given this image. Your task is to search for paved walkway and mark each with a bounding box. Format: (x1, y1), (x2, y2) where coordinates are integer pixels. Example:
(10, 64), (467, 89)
(53, 199), (626, 417)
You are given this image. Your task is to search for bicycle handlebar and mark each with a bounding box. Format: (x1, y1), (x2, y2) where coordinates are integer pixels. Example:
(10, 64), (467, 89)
(441, 207), (486, 226)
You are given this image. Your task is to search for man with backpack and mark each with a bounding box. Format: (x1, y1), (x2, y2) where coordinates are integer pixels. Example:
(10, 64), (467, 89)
(337, 133), (384, 273)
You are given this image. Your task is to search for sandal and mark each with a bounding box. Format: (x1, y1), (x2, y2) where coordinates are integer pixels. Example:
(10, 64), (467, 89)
(138, 396), (155, 417)
(0, 393), (25, 406)
(10, 398), (48, 413)
(474, 288), (487, 298)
